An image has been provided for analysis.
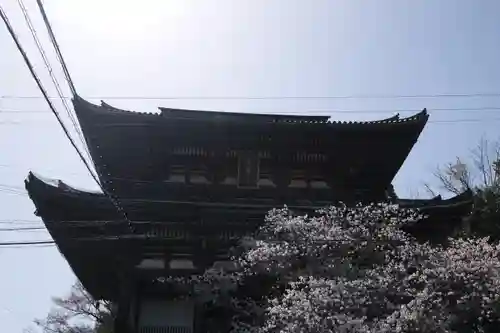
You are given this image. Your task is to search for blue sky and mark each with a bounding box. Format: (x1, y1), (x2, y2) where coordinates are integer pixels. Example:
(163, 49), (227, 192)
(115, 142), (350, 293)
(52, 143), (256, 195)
(1, 1), (500, 331)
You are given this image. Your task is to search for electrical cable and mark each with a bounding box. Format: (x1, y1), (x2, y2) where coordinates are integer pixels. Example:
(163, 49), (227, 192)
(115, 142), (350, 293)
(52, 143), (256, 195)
(2, 106), (500, 115)
(0, 244), (54, 248)
(0, 240), (54, 246)
(35, 0), (76, 96)
(0, 4), (131, 226)
(16, 0), (88, 158)
(33, 1), (137, 234)
(0, 219), (42, 224)
(4, 92), (500, 100)
(2, 113), (500, 125)
(0, 227), (46, 231)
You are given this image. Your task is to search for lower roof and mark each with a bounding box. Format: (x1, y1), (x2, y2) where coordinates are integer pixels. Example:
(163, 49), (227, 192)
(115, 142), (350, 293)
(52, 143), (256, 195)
(26, 172), (473, 213)
(25, 172), (473, 300)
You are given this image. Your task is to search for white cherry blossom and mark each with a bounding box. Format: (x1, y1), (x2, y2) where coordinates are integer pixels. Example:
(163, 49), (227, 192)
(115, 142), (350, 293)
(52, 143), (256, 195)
(161, 204), (500, 333)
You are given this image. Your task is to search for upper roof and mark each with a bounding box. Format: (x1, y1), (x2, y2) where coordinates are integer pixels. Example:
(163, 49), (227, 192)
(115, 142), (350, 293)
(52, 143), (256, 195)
(71, 96), (430, 201)
(76, 96), (428, 126)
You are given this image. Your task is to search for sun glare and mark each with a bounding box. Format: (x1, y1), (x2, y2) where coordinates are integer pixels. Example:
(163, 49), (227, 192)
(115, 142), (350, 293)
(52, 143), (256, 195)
(60, 0), (190, 40)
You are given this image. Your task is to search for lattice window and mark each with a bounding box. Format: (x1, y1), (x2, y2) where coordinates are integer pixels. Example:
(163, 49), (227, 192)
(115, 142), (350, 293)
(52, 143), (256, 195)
(140, 326), (192, 333)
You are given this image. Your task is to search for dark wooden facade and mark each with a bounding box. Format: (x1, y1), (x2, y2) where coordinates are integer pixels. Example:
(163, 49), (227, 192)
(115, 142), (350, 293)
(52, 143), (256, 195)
(73, 97), (429, 204)
(25, 172), (473, 300)
(24, 97), (473, 333)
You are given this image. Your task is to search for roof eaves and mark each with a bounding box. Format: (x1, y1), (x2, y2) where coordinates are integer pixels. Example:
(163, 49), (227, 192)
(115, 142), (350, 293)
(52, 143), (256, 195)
(100, 101), (159, 116)
(327, 109), (427, 126)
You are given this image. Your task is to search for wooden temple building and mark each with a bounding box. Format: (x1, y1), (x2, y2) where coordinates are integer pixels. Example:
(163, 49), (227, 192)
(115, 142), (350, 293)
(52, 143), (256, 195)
(25, 96), (473, 333)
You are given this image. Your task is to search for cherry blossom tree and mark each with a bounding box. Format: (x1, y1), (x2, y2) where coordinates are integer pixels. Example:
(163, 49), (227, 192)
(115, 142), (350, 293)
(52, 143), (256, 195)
(177, 204), (500, 333)
(34, 282), (114, 333)
(427, 137), (500, 196)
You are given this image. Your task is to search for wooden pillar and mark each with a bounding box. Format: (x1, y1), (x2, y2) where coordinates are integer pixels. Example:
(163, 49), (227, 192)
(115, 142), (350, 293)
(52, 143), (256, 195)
(271, 151), (292, 198)
(114, 288), (133, 333)
(113, 261), (135, 333)
(207, 149), (226, 184)
(193, 303), (203, 333)
(237, 150), (260, 188)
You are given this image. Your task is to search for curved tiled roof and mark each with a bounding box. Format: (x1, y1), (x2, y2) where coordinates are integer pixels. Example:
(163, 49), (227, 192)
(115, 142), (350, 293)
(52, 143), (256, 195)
(159, 107), (331, 123)
(397, 189), (473, 209)
(100, 100), (159, 115)
(74, 96), (427, 126)
(328, 110), (427, 125)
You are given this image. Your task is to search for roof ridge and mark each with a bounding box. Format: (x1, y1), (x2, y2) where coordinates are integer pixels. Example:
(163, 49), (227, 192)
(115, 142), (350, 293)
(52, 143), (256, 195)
(75, 97), (428, 125)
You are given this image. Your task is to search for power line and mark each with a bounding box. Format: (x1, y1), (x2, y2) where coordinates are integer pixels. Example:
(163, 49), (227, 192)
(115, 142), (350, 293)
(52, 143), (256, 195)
(2, 106), (500, 115)
(0, 231), (208, 247)
(16, 0), (88, 157)
(0, 163), (87, 178)
(4, 92), (500, 100)
(430, 118), (500, 124)
(1, 231), (420, 248)
(0, 240), (54, 246)
(17, 0), (134, 233)
(35, 0), (77, 96)
(0, 232), (206, 248)
(0, 183), (25, 190)
(0, 4), (130, 226)
(0, 226), (46, 231)
(0, 230), (232, 247)
(0, 184), (27, 196)
(0, 109), (51, 113)
(0, 188), (25, 194)
(0, 219), (42, 224)
(0, 244), (54, 249)
(0, 6), (96, 184)
(0, 228), (334, 247)
(1, 116), (500, 126)
(0, 191), (27, 197)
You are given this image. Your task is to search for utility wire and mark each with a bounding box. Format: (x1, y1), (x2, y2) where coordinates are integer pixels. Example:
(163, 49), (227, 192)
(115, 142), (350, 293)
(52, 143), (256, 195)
(0, 183), (25, 190)
(0, 219), (256, 227)
(0, 240), (54, 246)
(0, 232), (201, 246)
(2, 106), (500, 115)
(0, 244), (54, 248)
(0, 191), (26, 197)
(2, 105), (500, 123)
(0, 163), (87, 177)
(0, 5), (130, 225)
(1, 233), (425, 247)
(1, 117), (500, 125)
(0, 184), (27, 196)
(0, 231), (171, 246)
(0, 223), (41, 226)
(0, 7), (94, 183)
(0, 219), (42, 224)
(16, 0), (88, 157)
(35, 0), (76, 96)
(0, 231), (223, 246)
(0, 226), (46, 231)
(4, 92), (500, 100)
(33, 0), (135, 233)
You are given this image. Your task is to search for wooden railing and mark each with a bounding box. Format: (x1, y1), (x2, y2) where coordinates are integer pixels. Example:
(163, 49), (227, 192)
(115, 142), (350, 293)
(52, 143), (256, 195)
(140, 326), (192, 333)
